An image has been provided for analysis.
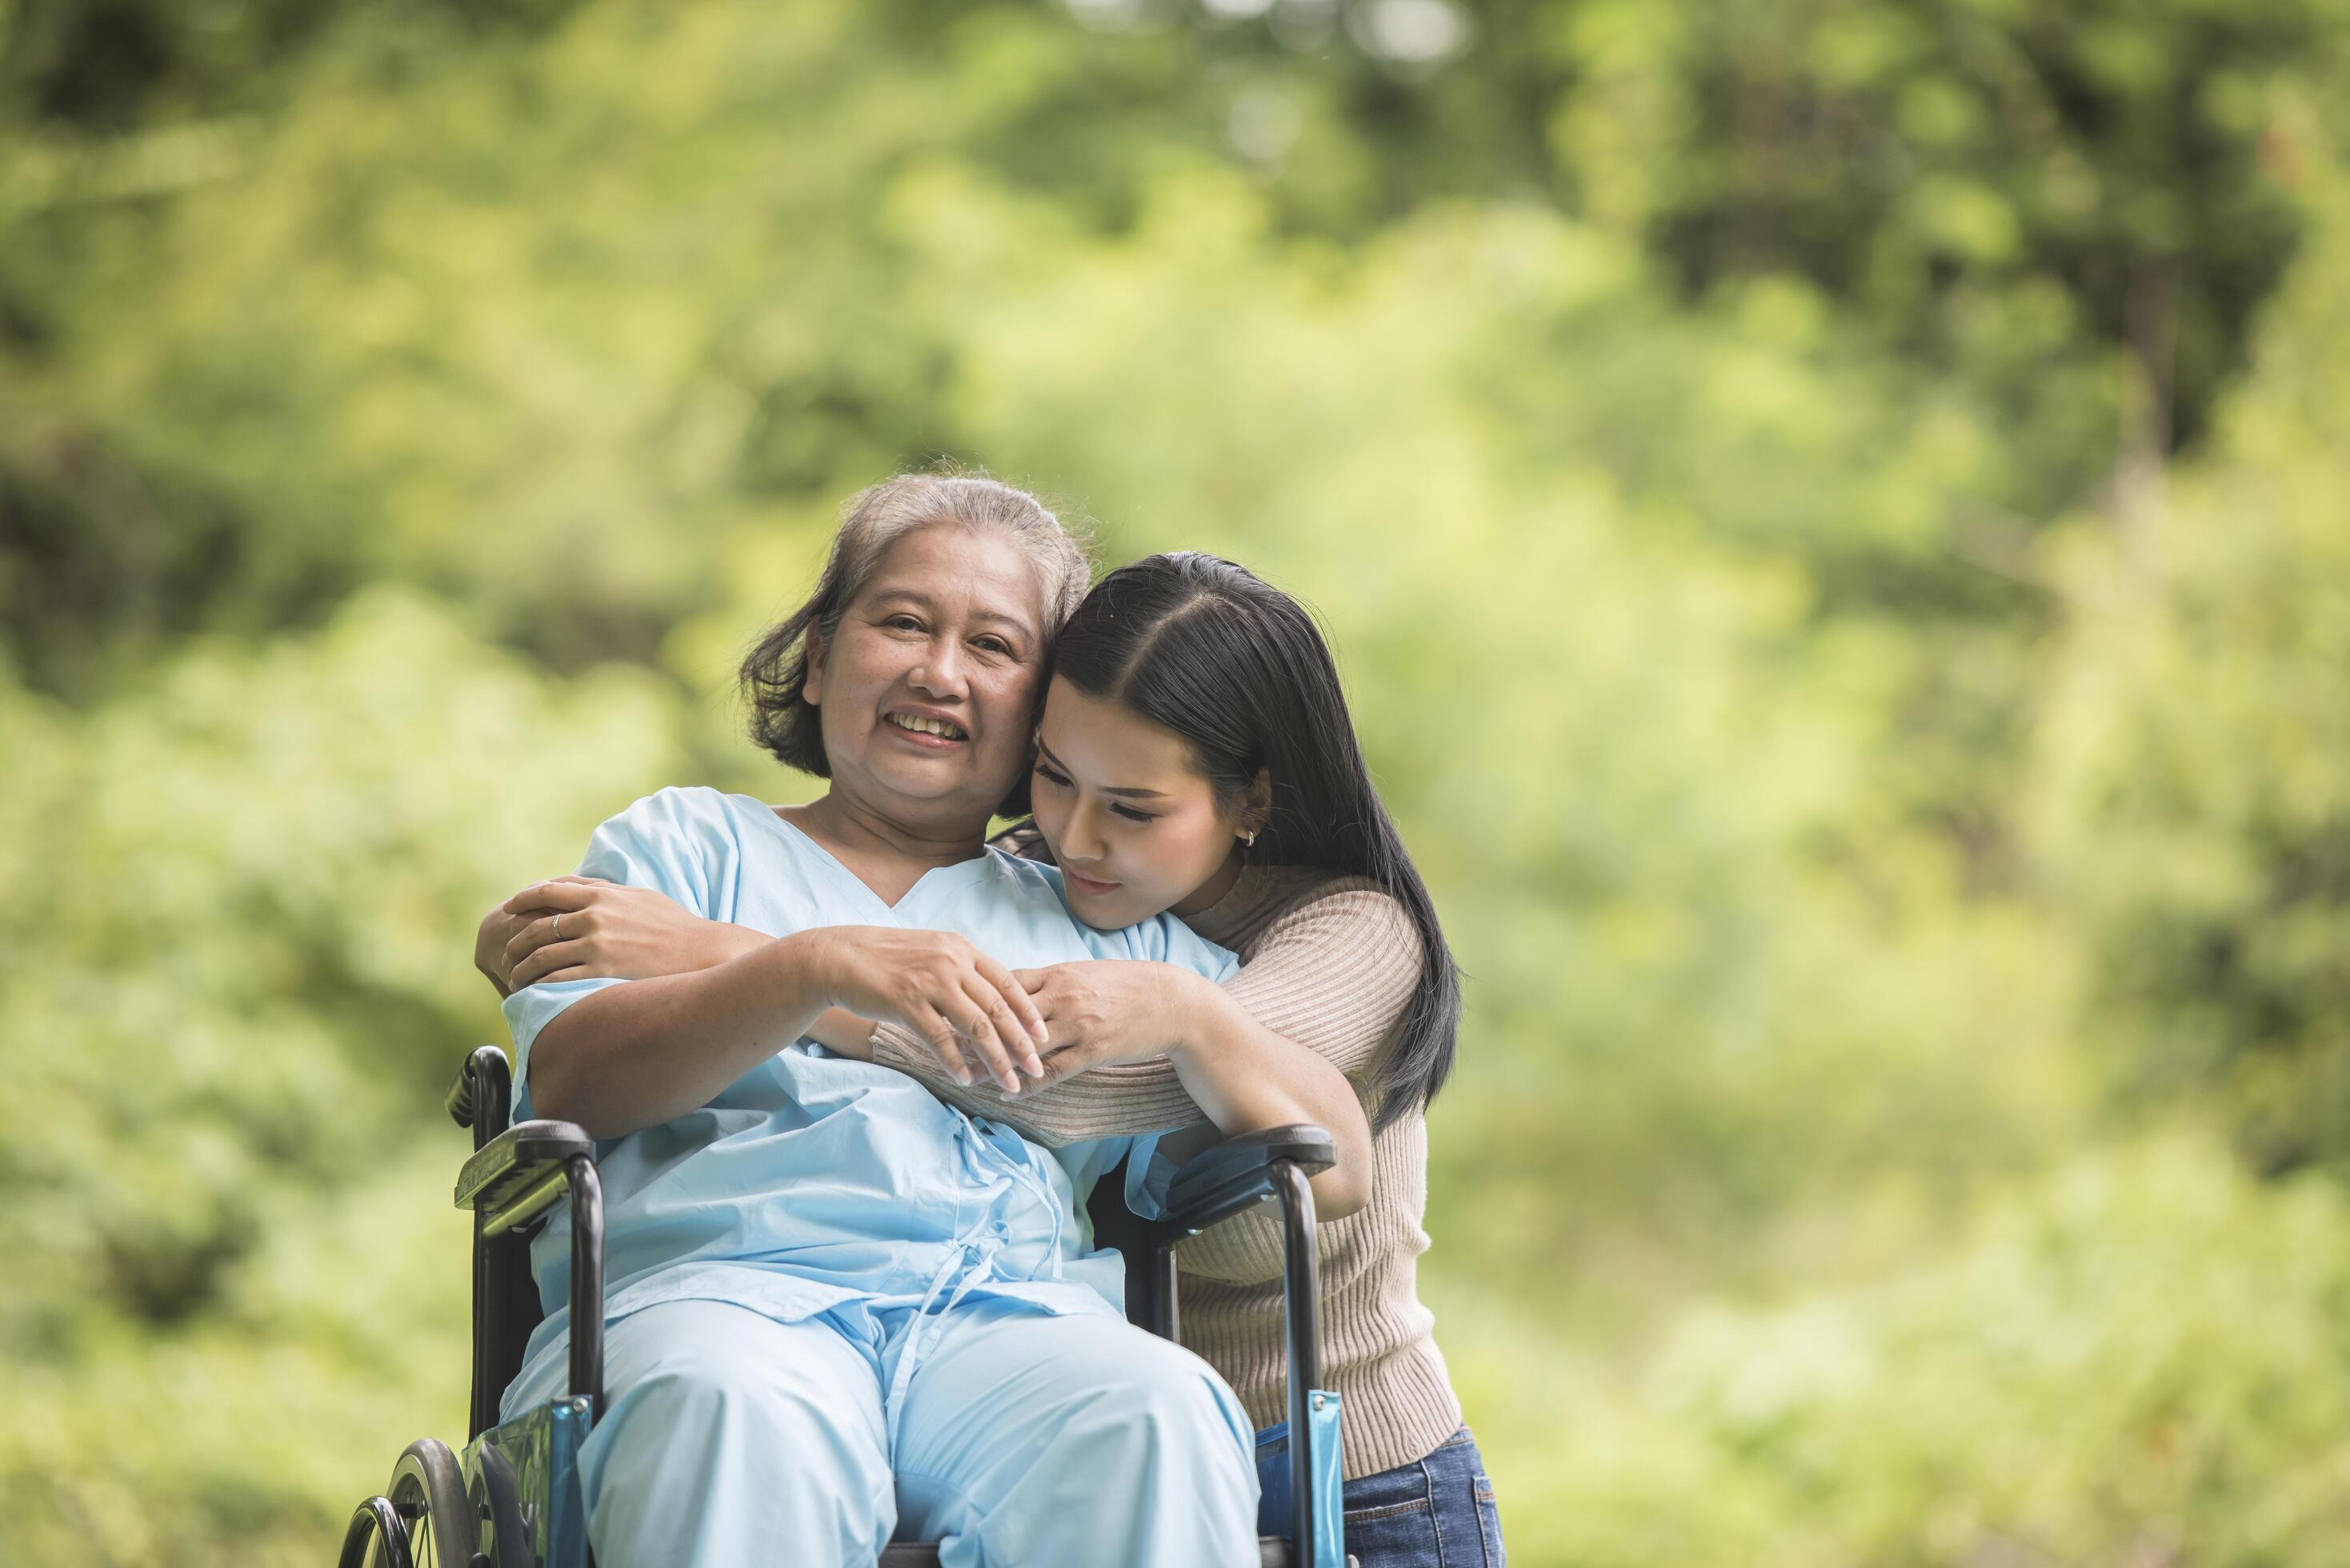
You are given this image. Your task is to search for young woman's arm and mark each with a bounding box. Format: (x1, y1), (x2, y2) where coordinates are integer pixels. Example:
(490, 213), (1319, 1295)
(869, 882), (1423, 1218)
(1008, 958), (1376, 1218)
(476, 877), (768, 997)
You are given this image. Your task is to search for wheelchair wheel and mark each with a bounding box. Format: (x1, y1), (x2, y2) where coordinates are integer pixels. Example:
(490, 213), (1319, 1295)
(468, 1442), (534, 1567)
(368, 1438), (472, 1568)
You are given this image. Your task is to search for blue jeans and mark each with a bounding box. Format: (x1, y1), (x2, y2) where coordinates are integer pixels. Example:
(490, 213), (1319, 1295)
(1255, 1423), (1505, 1568)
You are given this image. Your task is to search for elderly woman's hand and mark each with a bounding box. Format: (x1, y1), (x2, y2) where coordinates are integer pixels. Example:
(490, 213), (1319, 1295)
(805, 926), (1051, 1094)
(477, 876), (769, 994)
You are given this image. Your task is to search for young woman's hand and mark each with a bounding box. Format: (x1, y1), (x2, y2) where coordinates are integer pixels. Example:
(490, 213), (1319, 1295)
(803, 926), (1051, 1095)
(1013, 960), (1202, 1087)
(1009, 958), (1375, 1215)
(480, 876), (767, 993)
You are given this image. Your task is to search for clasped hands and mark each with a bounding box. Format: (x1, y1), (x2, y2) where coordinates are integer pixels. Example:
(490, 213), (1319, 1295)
(476, 877), (1196, 1098)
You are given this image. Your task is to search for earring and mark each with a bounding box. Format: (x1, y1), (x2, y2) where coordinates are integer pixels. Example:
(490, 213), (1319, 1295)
(1241, 829), (1258, 848)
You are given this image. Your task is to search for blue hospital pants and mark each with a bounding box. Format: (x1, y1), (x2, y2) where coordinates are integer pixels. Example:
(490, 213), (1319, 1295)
(506, 1295), (1262, 1567)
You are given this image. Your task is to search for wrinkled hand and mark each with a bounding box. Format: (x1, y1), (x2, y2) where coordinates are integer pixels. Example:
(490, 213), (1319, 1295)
(1013, 961), (1194, 1090)
(478, 875), (765, 994)
(807, 926), (1050, 1095)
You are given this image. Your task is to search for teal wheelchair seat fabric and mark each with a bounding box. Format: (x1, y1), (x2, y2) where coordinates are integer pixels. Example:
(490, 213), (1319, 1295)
(1252, 1394), (1348, 1568)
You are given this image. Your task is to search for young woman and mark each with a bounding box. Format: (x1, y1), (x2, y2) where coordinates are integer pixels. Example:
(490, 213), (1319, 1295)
(487, 476), (1323, 1568)
(486, 551), (1504, 1567)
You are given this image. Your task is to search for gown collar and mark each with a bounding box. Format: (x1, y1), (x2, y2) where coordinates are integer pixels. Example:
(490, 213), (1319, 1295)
(753, 801), (993, 919)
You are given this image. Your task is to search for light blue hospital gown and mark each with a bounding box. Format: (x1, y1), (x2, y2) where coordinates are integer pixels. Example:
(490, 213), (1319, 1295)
(498, 786), (1261, 1568)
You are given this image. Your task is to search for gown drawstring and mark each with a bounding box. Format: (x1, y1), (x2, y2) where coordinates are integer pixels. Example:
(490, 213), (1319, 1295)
(881, 1114), (1075, 1451)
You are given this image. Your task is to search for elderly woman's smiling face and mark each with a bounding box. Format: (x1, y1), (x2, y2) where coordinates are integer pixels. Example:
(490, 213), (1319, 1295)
(803, 522), (1051, 832)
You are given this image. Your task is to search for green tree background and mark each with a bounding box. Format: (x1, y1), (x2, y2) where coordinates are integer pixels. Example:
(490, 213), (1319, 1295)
(5, 1), (2348, 1562)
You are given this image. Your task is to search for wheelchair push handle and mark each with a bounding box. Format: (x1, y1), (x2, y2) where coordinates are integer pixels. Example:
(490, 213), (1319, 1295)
(446, 1042), (513, 1138)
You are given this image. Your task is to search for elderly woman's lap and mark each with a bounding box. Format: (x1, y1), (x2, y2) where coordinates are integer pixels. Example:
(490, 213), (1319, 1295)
(891, 1298), (1260, 1566)
(528, 1296), (1260, 1568)
(566, 1300), (891, 1567)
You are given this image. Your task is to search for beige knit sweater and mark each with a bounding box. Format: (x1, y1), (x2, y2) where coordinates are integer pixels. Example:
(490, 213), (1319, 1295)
(871, 858), (1462, 1479)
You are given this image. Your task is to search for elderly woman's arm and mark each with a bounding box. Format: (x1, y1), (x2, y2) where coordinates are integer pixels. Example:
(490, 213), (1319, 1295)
(527, 922), (1048, 1137)
(478, 879), (1045, 1098)
(525, 933), (833, 1135)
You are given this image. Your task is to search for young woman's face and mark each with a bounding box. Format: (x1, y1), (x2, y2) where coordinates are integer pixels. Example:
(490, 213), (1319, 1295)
(804, 524), (1048, 831)
(1029, 676), (1256, 930)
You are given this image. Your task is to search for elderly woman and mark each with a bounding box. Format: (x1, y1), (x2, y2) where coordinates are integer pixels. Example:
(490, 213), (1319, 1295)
(491, 475), (1364, 1568)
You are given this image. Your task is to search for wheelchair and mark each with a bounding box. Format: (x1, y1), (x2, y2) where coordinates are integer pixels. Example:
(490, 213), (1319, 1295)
(335, 1044), (1352, 1568)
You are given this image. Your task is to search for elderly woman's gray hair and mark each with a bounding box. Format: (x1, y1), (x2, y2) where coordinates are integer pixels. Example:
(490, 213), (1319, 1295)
(739, 474), (1091, 786)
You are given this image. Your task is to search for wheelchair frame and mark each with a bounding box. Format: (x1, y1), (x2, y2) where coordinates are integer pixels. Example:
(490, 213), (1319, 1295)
(335, 1044), (1351, 1568)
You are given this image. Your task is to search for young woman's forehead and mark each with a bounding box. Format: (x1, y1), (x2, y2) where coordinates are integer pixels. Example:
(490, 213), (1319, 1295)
(1040, 681), (1198, 780)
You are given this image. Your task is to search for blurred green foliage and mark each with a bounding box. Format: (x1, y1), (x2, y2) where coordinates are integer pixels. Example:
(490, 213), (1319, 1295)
(2, 2), (2348, 1563)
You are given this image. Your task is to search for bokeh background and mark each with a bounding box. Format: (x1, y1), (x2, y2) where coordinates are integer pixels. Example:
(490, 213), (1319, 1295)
(5, 0), (2350, 1562)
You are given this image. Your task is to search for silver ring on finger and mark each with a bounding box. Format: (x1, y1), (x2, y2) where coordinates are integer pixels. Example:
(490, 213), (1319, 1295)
(552, 912), (563, 941)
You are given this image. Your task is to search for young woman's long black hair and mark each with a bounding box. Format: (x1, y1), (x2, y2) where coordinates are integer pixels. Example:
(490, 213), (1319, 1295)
(1051, 551), (1461, 1131)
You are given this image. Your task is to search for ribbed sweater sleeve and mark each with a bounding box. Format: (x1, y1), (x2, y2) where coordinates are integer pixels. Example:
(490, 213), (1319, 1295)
(865, 1029), (1197, 1147)
(866, 877), (1421, 1147)
(1220, 886), (1421, 1084)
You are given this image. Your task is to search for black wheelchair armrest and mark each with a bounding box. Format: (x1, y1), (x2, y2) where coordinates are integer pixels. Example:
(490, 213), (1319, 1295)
(451, 1108), (606, 1418)
(1139, 1124), (1340, 1568)
(1153, 1123), (1337, 1240)
(454, 1119), (599, 1235)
